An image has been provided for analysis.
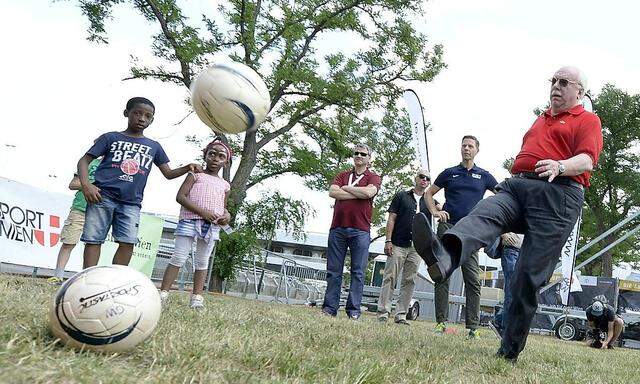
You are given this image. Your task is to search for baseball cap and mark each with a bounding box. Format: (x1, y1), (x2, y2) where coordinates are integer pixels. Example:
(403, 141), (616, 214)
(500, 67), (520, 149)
(591, 301), (604, 316)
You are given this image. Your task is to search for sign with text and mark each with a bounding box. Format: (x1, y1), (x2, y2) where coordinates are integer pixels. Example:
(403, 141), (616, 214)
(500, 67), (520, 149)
(0, 177), (163, 276)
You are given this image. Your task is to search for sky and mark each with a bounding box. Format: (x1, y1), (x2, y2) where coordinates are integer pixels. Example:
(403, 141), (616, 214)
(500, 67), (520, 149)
(1, 0), (640, 235)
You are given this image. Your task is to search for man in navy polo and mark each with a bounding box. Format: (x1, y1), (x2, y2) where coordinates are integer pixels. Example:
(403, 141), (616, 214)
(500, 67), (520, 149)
(424, 135), (498, 339)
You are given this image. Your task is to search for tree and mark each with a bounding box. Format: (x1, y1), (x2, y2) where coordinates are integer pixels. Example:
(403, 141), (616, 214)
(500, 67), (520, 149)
(72, 0), (445, 284)
(579, 85), (640, 277)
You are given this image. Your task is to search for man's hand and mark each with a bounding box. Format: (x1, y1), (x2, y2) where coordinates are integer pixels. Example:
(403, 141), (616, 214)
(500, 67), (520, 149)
(384, 242), (393, 256)
(82, 184), (102, 204)
(534, 159), (562, 182)
(434, 210), (450, 223)
(501, 233), (520, 247)
(188, 163), (203, 173)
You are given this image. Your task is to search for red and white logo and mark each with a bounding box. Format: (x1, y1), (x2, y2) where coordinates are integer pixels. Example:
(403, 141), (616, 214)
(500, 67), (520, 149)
(120, 159), (140, 176)
(34, 214), (60, 247)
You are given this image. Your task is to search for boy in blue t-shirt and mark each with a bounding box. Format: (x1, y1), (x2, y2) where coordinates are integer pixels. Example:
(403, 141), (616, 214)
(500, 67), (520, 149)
(77, 97), (201, 268)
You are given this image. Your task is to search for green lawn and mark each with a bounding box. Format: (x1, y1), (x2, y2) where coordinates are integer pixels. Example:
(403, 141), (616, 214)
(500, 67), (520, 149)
(0, 274), (638, 383)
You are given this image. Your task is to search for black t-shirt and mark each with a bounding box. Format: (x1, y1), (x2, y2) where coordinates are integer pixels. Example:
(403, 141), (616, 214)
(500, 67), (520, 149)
(586, 304), (616, 331)
(388, 190), (433, 248)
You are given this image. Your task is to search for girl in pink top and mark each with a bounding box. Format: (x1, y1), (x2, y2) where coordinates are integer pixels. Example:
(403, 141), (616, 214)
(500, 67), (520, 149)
(160, 139), (232, 309)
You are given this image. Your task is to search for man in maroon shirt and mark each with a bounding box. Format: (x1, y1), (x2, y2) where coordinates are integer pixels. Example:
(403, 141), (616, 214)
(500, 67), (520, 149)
(321, 143), (382, 319)
(412, 66), (603, 361)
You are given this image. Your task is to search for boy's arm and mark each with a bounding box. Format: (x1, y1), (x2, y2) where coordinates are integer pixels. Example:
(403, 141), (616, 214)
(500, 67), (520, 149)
(78, 154), (101, 203)
(68, 176), (82, 191)
(158, 163), (203, 180)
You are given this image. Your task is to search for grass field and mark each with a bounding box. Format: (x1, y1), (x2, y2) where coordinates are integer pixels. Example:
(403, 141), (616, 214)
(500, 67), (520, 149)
(1, 274), (639, 384)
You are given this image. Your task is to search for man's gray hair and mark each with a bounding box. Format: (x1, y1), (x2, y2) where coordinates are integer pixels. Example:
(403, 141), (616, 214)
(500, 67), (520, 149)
(354, 143), (372, 156)
(576, 67), (588, 97)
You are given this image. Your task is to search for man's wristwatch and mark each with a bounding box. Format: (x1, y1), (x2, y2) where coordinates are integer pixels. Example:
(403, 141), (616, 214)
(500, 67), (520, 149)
(558, 161), (566, 175)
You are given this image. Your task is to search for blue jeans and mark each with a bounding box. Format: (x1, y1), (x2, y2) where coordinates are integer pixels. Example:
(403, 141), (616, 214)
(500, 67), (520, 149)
(322, 227), (370, 317)
(81, 195), (141, 244)
(495, 246), (520, 329)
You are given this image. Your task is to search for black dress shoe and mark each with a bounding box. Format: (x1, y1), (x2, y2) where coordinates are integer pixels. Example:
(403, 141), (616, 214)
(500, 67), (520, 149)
(412, 212), (453, 283)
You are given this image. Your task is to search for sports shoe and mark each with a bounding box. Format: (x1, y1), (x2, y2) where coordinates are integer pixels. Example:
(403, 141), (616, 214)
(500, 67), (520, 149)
(189, 294), (205, 309)
(378, 313), (389, 322)
(47, 276), (63, 285)
(434, 322), (447, 334)
(159, 290), (169, 304)
(488, 320), (503, 339)
(467, 329), (481, 340)
(412, 213), (454, 283)
(395, 318), (410, 326)
(349, 314), (360, 321)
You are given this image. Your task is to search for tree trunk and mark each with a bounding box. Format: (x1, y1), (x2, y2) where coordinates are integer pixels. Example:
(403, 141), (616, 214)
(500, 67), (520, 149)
(229, 130), (259, 216)
(209, 272), (224, 293)
(601, 250), (613, 277)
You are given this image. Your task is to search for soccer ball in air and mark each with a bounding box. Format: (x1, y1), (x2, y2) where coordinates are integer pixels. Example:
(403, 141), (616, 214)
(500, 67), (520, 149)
(49, 265), (161, 352)
(191, 61), (271, 134)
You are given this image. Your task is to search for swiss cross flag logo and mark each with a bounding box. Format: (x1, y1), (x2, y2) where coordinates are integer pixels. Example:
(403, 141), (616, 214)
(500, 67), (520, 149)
(33, 215), (61, 247)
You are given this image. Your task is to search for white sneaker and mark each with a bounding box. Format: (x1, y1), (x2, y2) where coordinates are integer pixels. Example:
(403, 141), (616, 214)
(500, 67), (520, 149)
(189, 294), (205, 309)
(159, 290), (169, 304)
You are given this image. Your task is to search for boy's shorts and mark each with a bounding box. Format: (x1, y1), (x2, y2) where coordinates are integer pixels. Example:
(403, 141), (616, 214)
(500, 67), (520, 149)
(81, 195), (140, 244)
(60, 209), (85, 245)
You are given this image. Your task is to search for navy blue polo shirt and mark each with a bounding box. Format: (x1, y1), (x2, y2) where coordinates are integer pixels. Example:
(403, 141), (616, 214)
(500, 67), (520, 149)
(434, 164), (498, 225)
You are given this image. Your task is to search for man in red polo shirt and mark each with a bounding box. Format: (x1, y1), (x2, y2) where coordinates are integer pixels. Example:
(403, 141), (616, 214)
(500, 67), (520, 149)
(412, 65), (603, 361)
(321, 143), (382, 320)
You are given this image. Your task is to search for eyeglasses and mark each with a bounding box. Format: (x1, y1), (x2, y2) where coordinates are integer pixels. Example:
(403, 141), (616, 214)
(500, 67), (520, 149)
(353, 151), (369, 157)
(549, 77), (581, 88)
(418, 174), (431, 181)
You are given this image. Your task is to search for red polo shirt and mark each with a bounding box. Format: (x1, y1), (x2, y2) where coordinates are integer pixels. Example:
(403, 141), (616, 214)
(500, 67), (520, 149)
(511, 105), (603, 187)
(330, 168), (382, 232)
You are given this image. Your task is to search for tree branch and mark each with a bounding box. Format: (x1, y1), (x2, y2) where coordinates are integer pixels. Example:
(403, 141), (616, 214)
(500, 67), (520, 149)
(122, 72), (184, 82)
(257, 103), (329, 149)
(246, 167), (296, 189)
(270, 1), (364, 106)
(144, 0), (193, 87)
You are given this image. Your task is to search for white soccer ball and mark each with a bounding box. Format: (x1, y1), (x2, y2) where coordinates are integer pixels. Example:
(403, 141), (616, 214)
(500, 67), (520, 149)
(191, 61), (271, 134)
(49, 265), (161, 353)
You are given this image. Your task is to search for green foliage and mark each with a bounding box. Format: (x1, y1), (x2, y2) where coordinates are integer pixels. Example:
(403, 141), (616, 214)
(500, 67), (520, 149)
(238, 190), (314, 243)
(213, 228), (258, 281)
(71, 0), (445, 280)
(579, 85), (640, 276)
(71, 0), (445, 211)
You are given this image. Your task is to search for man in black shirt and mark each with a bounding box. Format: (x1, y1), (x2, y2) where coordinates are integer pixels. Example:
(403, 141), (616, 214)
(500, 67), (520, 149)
(585, 298), (624, 349)
(377, 169), (441, 325)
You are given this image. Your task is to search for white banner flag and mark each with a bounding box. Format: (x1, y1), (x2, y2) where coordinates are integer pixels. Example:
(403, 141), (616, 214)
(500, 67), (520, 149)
(559, 212), (583, 305)
(403, 89), (429, 172)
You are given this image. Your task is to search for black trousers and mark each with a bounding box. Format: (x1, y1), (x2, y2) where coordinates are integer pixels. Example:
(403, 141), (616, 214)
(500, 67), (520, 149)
(441, 177), (584, 358)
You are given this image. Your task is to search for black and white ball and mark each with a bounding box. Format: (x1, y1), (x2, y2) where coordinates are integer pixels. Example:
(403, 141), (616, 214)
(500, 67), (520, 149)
(49, 265), (161, 352)
(191, 61), (271, 134)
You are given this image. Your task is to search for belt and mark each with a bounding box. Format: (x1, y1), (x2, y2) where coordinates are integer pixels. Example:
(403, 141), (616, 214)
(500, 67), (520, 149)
(513, 172), (584, 191)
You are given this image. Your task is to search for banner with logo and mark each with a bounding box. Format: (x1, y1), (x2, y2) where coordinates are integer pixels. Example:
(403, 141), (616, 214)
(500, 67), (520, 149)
(0, 177), (163, 276)
(558, 212), (583, 305)
(98, 214), (164, 276)
(403, 89), (430, 172)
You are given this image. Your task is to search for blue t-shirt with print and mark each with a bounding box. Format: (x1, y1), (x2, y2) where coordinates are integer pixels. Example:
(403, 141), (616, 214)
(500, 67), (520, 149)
(434, 164), (498, 225)
(87, 132), (170, 206)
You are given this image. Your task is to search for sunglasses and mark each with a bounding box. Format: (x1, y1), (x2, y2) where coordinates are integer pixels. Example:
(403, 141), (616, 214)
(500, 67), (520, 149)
(418, 174), (431, 181)
(549, 77), (580, 88)
(353, 151), (369, 157)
